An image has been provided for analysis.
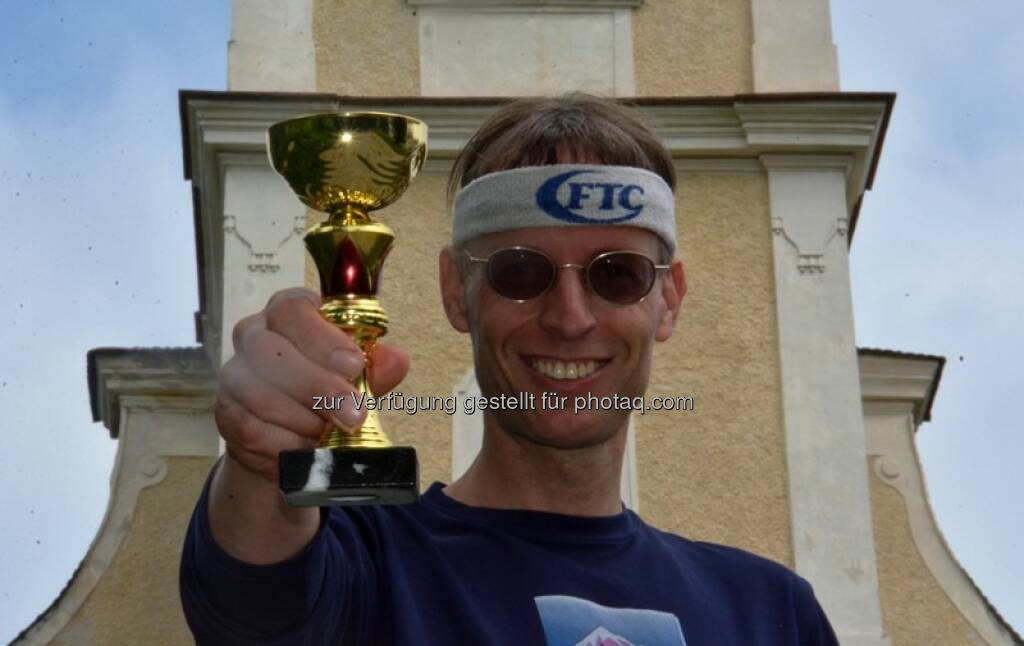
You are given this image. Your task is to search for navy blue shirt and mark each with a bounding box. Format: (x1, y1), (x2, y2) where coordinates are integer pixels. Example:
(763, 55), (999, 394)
(180, 478), (838, 645)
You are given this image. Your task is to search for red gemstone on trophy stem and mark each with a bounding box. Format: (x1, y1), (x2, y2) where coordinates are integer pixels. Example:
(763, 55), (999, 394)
(334, 238), (373, 295)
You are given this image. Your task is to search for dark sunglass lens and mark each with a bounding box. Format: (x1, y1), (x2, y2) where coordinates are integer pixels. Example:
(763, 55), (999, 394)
(589, 253), (656, 304)
(487, 249), (554, 301)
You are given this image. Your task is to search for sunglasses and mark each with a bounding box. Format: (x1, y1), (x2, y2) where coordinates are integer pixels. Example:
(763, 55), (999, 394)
(463, 247), (670, 305)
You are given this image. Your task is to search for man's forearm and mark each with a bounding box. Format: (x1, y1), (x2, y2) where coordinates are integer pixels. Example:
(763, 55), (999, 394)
(207, 455), (321, 565)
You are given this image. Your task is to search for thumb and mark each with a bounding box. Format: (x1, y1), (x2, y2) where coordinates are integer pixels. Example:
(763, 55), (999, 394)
(367, 343), (410, 396)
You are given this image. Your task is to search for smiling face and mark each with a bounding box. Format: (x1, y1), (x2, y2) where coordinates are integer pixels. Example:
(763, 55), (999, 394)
(440, 225), (685, 450)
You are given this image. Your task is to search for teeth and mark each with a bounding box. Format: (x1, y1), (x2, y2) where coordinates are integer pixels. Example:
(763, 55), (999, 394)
(532, 359), (599, 380)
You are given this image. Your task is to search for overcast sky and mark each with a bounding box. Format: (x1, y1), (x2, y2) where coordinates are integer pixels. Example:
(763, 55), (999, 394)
(1, 1), (1020, 642)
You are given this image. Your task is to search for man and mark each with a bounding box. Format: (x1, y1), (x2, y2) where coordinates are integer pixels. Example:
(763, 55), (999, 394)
(180, 94), (839, 645)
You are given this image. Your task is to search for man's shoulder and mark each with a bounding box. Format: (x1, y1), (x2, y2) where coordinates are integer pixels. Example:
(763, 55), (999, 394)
(643, 525), (838, 643)
(642, 523), (813, 595)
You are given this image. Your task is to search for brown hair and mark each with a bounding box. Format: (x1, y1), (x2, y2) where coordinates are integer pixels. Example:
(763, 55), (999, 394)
(447, 93), (675, 205)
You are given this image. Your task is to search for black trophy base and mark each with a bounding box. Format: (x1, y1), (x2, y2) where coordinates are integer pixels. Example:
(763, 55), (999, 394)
(279, 446), (418, 507)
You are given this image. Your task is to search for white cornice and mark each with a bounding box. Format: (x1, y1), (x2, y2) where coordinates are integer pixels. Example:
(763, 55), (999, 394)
(736, 102), (882, 148)
(90, 348), (216, 438)
(858, 352), (943, 428)
(740, 101), (886, 209)
(760, 154), (853, 172)
(182, 94), (890, 162)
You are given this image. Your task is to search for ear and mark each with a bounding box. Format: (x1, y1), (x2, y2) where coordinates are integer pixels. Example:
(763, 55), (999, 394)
(655, 260), (686, 342)
(439, 246), (471, 333)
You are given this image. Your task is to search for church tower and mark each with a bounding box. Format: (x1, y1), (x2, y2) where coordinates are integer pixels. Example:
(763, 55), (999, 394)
(15, 1), (1019, 644)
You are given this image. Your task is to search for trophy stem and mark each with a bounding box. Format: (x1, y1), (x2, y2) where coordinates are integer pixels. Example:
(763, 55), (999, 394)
(318, 337), (392, 449)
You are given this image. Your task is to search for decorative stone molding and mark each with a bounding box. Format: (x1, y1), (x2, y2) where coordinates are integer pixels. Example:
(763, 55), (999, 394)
(860, 350), (1019, 645)
(451, 369), (639, 510)
(408, 0), (638, 96)
(770, 215), (848, 274)
(181, 93), (888, 167)
(222, 213), (306, 273)
(761, 155), (853, 275)
(15, 349), (218, 645)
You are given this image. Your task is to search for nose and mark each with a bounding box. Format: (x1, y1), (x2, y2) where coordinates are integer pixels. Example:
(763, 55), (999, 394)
(538, 265), (597, 339)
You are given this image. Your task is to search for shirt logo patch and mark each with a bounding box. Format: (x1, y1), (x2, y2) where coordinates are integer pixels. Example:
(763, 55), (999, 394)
(536, 170), (645, 224)
(534, 595), (686, 646)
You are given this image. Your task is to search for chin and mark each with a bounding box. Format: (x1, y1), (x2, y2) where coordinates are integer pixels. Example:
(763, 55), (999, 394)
(498, 408), (626, 451)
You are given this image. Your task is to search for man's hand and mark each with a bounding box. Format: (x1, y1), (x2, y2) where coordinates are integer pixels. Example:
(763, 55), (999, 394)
(217, 287), (409, 482)
(207, 287), (409, 564)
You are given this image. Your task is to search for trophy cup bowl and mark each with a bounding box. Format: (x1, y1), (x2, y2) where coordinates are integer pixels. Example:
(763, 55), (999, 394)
(267, 112), (427, 506)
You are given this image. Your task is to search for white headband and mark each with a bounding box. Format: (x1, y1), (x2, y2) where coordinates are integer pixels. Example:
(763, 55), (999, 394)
(452, 165), (677, 254)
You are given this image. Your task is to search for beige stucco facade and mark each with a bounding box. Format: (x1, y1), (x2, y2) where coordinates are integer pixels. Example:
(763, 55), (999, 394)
(16, 1), (1019, 644)
(638, 172), (789, 562)
(632, 0), (753, 95)
(870, 477), (986, 645)
(314, 1), (420, 96)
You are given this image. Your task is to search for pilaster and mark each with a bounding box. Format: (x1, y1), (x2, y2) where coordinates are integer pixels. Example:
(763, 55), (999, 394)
(764, 154), (888, 645)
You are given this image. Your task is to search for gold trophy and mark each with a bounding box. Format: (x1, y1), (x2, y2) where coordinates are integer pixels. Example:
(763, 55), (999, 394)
(267, 112), (426, 507)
